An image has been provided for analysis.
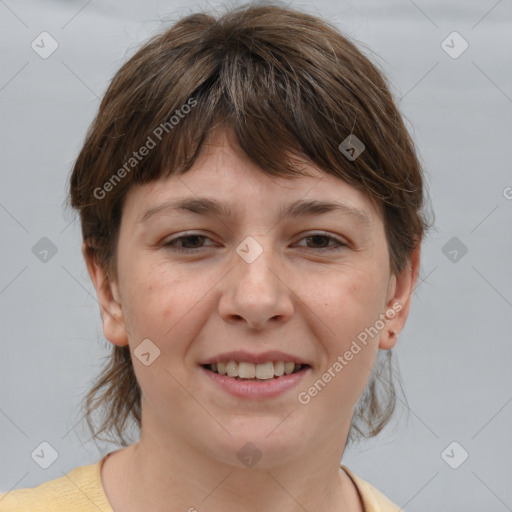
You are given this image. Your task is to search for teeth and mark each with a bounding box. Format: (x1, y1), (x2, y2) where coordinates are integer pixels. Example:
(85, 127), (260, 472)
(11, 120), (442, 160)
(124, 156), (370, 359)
(226, 361), (238, 377)
(207, 361), (305, 379)
(255, 362), (273, 379)
(284, 362), (295, 375)
(239, 361), (256, 378)
(274, 361), (285, 376)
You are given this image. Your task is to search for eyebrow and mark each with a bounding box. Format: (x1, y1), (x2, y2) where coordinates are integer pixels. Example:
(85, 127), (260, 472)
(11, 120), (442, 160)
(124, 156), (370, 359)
(138, 197), (371, 226)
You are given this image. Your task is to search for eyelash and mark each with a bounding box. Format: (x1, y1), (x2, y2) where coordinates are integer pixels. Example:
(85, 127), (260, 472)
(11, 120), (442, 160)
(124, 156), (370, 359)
(163, 232), (346, 253)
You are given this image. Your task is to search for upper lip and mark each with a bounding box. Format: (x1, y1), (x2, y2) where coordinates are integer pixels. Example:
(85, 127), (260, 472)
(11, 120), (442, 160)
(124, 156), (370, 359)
(200, 350), (311, 366)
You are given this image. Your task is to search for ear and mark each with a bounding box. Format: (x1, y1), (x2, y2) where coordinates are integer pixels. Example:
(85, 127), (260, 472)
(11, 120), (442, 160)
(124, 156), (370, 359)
(82, 241), (129, 347)
(378, 243), (421, 350)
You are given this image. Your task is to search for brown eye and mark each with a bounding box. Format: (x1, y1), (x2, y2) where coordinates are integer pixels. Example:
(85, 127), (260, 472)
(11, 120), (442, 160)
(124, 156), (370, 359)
(164, 234), (213, 252)
(296, 233), (346, 251)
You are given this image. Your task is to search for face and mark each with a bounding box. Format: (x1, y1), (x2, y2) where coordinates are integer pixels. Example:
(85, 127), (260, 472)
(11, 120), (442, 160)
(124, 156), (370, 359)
(86, 128), (418, 470)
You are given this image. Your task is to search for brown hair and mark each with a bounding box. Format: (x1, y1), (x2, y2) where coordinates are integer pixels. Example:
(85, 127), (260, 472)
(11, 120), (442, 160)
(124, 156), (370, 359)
(67, 2), (433, 448)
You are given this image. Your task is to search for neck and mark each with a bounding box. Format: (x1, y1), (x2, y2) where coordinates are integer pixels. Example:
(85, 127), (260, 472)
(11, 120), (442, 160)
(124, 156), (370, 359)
(101, 406), (363, 512)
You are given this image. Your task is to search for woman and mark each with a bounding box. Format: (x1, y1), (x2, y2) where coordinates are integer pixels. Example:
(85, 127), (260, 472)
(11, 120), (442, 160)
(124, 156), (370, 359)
(0, 3), (431, 511)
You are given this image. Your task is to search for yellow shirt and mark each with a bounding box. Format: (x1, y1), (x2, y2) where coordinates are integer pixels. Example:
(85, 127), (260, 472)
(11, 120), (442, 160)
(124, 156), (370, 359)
(0, 454), (403, 512)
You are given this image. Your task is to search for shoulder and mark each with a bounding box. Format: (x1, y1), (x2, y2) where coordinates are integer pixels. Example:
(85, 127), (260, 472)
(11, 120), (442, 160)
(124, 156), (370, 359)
(341, 465), (405, 512)
(0, 457), (112, 512)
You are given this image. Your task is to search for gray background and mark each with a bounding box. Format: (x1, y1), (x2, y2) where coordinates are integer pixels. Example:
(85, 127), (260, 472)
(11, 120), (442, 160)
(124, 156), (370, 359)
(1, 0), (511, 510)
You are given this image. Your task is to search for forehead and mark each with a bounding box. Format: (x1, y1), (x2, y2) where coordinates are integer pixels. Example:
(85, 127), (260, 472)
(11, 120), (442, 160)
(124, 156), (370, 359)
(121, 131), (383, 227)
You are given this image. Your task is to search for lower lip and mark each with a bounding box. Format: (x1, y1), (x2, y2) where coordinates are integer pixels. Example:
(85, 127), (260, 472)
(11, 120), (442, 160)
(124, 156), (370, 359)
(200, 365), (311, 399)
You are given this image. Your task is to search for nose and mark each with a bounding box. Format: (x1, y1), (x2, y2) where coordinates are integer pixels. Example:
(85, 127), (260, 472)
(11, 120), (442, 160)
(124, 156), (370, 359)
(218, 239), (295, 330)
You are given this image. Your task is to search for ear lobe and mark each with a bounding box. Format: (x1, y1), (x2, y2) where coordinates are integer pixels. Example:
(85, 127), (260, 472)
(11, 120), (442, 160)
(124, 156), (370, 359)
(379, 244), (421, 350)
(82, 241), (129, 347)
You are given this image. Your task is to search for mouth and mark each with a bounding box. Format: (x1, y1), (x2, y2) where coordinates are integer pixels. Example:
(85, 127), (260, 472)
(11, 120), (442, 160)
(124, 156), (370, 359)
(199, 361), (311, 399)
(200, 361), (310, 381)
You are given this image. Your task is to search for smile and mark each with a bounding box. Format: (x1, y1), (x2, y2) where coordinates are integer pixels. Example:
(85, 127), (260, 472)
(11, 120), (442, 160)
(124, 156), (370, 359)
(200, 362), (311, 399)
(204, 361), (307, 380)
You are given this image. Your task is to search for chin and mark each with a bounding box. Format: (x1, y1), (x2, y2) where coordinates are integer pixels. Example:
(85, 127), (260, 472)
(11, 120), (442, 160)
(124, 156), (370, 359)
(201, 421), (305, 469)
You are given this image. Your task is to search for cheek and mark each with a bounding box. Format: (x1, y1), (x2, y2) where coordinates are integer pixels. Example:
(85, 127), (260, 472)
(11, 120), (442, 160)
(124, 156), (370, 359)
(121, 266), (203, 392)
(301, 266), (387, 406)
(301, 270), (383, 410)
(309, 265), (387, 336)
(121, 258), (211, 346)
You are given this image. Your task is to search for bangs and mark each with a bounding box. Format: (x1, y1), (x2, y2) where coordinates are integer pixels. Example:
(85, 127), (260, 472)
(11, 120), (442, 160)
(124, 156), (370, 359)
(104, 15), (380, 198)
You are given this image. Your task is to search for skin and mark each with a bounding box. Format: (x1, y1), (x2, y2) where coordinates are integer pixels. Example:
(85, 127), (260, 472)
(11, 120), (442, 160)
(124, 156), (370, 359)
(85, 128), (420, 512)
